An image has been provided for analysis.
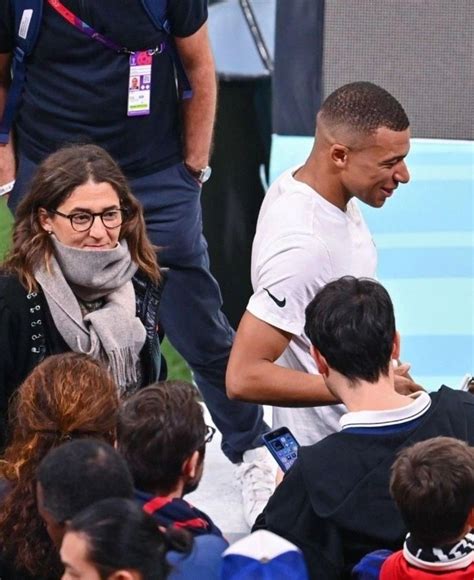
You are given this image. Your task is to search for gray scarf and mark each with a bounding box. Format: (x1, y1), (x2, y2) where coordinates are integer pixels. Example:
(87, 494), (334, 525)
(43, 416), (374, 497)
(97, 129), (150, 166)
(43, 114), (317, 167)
(35, 238), (146, 392)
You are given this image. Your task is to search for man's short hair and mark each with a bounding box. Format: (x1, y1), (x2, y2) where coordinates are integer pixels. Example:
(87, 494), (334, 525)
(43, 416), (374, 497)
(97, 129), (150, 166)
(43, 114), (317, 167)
(117, 381), (206, 493)
(390, 437), (474, 546)
(319, 81), (409, 136)
(304, 276), (395, 382)
(37, 439), (133, 522)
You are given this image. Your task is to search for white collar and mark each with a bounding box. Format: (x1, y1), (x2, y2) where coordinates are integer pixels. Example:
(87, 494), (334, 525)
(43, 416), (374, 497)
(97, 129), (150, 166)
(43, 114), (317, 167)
(340, 391), (431, 430)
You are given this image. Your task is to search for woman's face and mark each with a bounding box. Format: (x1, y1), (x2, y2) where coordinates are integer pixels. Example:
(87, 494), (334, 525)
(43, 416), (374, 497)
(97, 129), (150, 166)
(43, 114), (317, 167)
(39, 180), (122, 250)
(61, 531), (140, 580)
(61, 532), (102, 580)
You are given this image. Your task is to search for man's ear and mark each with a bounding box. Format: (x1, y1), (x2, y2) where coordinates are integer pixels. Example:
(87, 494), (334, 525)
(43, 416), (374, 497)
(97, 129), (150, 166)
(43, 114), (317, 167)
(109, 572), (140, 580)
(310, 345), (329, 377)
(466, 507), (474, 530)
(181, 450), (200, 479)
(329, 143), (349, 168)
(391, 331), (401, 361)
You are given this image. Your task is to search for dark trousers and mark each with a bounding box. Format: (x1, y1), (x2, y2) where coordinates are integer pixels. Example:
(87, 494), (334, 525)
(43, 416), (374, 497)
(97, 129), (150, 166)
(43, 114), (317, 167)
(9, 155), (268, 462)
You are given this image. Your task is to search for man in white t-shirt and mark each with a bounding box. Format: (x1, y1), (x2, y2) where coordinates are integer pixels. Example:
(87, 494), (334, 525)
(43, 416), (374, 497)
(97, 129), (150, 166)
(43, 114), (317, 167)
(226, 81), (414, 445)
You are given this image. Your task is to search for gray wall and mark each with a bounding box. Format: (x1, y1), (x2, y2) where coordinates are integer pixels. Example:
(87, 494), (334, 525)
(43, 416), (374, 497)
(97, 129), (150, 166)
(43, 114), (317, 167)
(322, 0), (473, 140)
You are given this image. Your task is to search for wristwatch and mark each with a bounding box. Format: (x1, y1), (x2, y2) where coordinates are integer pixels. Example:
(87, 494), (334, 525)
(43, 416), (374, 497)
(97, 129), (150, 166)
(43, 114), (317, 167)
(0, 180), (15, 197)
(185, 164), (212, 184)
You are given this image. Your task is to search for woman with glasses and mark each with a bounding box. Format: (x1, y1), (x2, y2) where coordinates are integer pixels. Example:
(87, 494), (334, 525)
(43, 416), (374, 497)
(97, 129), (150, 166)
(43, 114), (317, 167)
(0, 143), (164, 446)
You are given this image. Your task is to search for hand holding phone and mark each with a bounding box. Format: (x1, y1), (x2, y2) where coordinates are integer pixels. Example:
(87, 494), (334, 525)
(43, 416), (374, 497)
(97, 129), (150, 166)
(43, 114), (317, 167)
(262, 427), (300, 473)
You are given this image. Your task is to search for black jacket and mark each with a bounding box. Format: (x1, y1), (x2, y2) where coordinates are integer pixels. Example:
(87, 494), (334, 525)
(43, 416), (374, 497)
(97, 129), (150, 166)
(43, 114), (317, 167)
(254, 387), (474, 580)
(0, 272), (165, 447)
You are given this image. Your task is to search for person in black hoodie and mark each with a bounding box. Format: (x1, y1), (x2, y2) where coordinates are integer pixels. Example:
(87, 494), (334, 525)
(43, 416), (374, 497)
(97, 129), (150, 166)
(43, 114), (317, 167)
(254, 276), (474, 579)
(117, 381), (226, 539)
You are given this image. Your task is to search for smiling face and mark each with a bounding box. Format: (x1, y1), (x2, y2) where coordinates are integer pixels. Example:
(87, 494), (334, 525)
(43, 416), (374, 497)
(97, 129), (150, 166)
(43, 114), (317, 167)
(338, 126), (411, 208)
(39, 180), (122, 250)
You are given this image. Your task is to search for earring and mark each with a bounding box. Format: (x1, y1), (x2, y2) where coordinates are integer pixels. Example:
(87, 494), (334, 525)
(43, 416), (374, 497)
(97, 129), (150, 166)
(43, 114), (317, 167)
(46, 229), (52, 235)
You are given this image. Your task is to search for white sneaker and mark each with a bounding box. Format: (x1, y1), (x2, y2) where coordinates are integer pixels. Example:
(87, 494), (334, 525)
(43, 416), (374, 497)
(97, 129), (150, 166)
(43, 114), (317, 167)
(235, 446), (277, 528)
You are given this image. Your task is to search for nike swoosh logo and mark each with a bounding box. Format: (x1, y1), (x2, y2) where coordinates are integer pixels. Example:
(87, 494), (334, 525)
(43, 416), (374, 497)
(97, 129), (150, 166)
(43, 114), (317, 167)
(264, 288), (286, 308)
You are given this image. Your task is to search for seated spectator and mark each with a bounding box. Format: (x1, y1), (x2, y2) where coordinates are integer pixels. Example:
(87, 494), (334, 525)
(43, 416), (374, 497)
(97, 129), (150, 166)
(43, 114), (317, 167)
(40, 439), (227, 580)
(0, 353), (119, 580)
(61, 498), (175, 580)
(36, 439), (134, 549)
(117, 381), (225, 538)
(62, 498), (227, 580)
(355, 437), (474, 579)
(254, 276), (474, 579)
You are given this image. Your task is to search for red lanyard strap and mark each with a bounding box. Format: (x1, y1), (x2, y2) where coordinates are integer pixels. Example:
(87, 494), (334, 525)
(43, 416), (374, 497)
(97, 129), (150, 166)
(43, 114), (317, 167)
(47, 0), (126, 52)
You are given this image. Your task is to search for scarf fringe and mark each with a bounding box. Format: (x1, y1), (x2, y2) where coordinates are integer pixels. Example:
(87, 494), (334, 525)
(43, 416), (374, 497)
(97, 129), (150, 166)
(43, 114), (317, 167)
(108, 348), (140, 394)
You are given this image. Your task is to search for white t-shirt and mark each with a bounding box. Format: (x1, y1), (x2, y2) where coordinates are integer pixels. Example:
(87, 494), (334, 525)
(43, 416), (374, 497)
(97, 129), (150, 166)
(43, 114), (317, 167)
(247, 167), (378, 445)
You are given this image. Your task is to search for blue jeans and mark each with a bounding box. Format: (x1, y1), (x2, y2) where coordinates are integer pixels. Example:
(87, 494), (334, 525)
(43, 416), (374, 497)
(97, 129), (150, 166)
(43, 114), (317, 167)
(9, 155), (268, 462)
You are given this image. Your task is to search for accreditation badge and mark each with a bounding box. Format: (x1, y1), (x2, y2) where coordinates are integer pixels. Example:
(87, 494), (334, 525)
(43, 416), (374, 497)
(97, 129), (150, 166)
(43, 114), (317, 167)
(127, 51), (152, 116)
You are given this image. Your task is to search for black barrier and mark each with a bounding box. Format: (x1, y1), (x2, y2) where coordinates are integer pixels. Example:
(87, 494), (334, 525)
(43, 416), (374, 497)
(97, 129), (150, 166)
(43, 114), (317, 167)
(203, 0), (274, 328)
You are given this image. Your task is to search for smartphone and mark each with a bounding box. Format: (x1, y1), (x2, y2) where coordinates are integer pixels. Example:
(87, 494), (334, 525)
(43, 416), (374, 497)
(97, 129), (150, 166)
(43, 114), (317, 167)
(262, 427), (300, 473)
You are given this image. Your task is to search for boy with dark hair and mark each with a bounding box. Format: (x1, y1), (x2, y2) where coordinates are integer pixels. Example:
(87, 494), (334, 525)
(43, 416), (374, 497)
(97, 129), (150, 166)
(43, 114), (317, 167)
(117, 381), (224, 538)
(36, 439), (134, 548)
(391, 437), (474, 550)
(355, 437), (474, 578)
(254, 276), (474, 579)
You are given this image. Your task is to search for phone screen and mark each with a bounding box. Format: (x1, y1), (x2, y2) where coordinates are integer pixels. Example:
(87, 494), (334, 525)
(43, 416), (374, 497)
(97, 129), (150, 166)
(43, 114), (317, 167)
(263, 428), (300, 472)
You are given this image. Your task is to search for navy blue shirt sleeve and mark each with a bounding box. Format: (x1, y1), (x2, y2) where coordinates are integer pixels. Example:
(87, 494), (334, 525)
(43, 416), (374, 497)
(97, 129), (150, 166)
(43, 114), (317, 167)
(167, 0), (207, 38)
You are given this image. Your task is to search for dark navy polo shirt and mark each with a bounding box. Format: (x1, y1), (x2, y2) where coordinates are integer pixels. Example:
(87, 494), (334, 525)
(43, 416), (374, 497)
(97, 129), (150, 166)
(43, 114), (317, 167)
(0, 0), (207, 177)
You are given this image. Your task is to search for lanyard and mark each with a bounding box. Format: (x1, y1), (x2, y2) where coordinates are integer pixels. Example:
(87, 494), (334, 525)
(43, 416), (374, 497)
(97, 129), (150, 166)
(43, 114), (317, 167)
(47, 0), (124, 52)
(47, 0), (164, 55)
(45, 0), (191, 100)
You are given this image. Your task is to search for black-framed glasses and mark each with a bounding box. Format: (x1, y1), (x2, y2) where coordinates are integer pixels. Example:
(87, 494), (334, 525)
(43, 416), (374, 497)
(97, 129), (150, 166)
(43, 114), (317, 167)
(204, 425), (216, 445)
(48, 208), (128, 232)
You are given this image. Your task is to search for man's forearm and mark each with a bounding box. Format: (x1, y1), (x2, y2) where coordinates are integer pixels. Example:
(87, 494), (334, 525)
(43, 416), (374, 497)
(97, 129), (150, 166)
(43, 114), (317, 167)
(226, 361), (339, 407)
(180, 61), (216, 168)
(175, 25), (217, 169)
(0, 54), (16, 185)
(0, 139), (15, 187)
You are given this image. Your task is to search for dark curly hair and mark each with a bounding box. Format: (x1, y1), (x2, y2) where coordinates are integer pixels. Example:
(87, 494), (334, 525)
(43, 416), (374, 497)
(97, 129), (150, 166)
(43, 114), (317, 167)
(319, 81), (409, 136)
(0, 353), (119, 578)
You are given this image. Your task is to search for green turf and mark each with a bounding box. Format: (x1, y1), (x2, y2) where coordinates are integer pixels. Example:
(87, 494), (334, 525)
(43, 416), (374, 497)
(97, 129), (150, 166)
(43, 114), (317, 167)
(161, 338), (193, 382)
(0, 198), (13, 261)
(0, 200), (192, 381)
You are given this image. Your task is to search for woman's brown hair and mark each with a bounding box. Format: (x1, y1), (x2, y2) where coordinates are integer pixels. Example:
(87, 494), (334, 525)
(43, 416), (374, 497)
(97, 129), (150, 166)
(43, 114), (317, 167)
(0, 353), (119, 578)
(2, 143), (160, 292)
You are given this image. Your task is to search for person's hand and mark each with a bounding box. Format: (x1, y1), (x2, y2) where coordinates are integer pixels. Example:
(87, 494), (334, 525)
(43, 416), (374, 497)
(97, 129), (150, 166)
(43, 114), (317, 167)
(0, 143), (16, 198)
(394, 362), (424, 394)
(275, 467), (284, 487)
